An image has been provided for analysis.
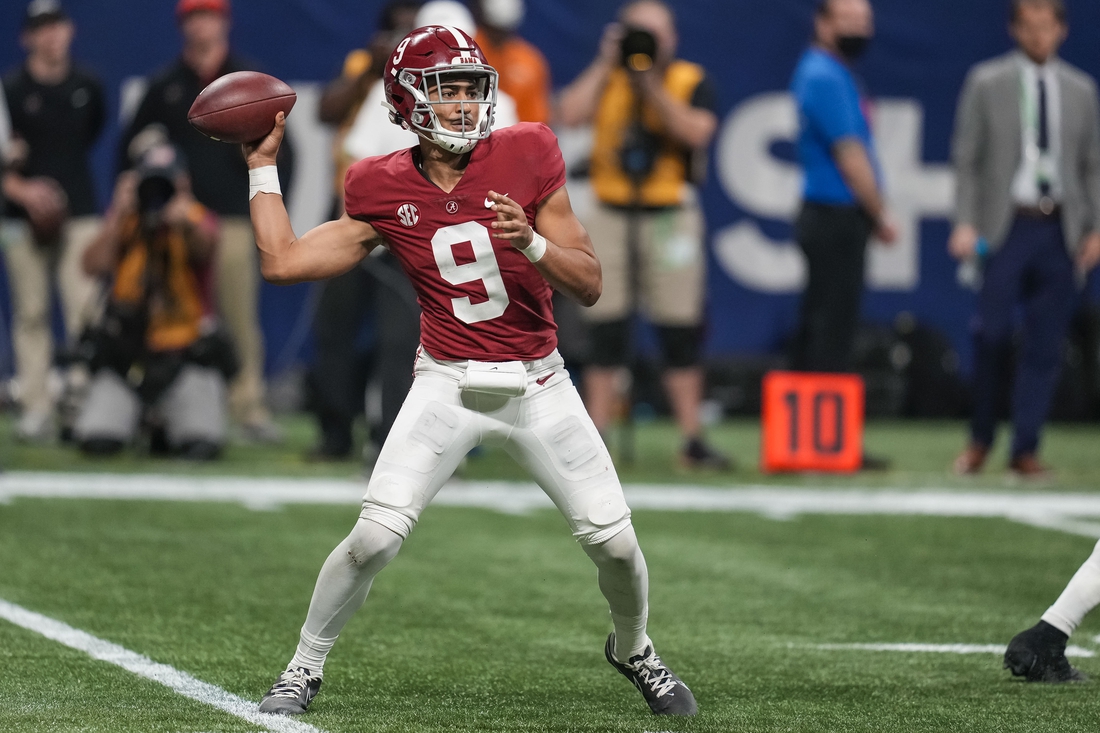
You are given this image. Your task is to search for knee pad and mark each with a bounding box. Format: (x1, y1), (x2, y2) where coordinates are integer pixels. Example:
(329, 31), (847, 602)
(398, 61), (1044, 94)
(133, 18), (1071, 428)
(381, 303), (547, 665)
(656, 325), (703, 369)
(360, 473), (421, 540)
(575, 496), (633, 546)
(588, 319), (631, 367)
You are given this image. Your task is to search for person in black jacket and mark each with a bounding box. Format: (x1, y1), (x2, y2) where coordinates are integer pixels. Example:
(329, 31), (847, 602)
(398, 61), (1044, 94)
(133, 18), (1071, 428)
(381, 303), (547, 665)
(2, 0), (105, 443)
(117, 0), (293, 443)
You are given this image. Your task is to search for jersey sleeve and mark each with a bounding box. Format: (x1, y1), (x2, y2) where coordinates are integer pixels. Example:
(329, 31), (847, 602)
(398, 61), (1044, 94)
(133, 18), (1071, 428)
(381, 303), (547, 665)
(801, 70), (863, 147)
(343, 158), (375, 221)
(529, 123), (566, 205)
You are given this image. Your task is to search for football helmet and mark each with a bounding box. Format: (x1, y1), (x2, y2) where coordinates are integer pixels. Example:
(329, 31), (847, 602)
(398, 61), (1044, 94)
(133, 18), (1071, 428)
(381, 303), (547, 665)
(383, 25), (498, 154)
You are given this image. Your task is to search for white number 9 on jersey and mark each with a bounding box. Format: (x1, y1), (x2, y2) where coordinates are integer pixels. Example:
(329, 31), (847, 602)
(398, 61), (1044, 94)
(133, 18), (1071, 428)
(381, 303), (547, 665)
(431, 222), (510, 324)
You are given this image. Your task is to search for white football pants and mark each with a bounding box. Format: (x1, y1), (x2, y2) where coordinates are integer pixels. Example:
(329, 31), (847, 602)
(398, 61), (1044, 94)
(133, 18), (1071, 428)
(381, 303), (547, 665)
(288, 347), (649, 674)
(360, 347), (633, 544)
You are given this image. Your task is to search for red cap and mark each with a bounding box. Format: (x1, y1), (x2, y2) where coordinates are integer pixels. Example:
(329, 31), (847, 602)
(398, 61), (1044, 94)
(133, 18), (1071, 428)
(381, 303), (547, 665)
(176, 0), (230, 20)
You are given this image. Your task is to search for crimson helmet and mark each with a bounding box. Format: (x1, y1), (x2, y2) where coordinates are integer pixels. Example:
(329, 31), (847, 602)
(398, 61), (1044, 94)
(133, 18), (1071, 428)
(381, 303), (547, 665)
(383, 25), (498, 154)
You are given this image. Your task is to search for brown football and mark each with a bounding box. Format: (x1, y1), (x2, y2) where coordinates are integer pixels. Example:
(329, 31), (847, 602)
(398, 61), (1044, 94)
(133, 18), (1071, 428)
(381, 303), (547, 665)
(187, 71), (296, 144)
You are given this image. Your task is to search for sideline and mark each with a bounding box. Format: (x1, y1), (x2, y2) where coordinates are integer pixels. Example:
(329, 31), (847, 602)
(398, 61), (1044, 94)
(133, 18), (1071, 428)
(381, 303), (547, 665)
(4, 471), (1100, 537)
(0, 598), (325, 733)
(810, 642), (1096, 657)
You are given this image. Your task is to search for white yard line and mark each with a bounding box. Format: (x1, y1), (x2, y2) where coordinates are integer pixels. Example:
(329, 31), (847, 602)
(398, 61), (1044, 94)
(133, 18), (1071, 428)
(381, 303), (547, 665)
(4, 471), (1100, 537)
(0, 598), (325, 733)
(811, 642), (1096, 658)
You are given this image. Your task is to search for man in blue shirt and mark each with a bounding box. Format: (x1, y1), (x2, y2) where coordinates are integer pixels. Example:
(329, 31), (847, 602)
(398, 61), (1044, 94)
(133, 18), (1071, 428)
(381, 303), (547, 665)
(789, 0), (897, 373)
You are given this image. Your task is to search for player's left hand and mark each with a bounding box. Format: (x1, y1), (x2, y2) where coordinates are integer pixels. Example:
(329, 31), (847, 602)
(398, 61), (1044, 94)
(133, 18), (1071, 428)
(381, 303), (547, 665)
(487, 191), (534, 251)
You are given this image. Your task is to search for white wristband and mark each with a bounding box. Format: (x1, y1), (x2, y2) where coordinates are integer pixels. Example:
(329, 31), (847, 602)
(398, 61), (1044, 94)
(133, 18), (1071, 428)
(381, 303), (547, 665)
(522, 232), (548, 263)
(248, 165), (281, 200)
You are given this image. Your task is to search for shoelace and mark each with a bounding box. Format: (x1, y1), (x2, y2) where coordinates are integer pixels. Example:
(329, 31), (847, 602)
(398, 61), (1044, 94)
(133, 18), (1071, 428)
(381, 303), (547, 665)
(628, 653), (679, 699)
(268, 667), (314, 699)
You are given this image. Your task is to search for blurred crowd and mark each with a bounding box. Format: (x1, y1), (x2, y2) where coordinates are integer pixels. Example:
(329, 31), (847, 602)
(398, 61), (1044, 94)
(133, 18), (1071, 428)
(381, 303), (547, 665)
(1, 0), (1098, 478)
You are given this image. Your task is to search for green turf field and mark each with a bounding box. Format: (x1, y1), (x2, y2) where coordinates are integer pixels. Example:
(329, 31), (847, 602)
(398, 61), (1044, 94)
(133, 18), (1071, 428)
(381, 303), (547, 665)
(5, 413), (1100, 490)
(2, 416), (1100, 732)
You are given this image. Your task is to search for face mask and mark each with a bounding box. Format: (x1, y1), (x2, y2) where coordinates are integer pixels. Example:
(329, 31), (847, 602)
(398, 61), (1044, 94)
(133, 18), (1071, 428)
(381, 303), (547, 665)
(836, 34), (870, 60)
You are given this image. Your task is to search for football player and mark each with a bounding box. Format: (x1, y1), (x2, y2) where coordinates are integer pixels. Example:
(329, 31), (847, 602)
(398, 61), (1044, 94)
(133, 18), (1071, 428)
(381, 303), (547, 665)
(1004, 539), (1100, 682)
(245, 25), (697, 717)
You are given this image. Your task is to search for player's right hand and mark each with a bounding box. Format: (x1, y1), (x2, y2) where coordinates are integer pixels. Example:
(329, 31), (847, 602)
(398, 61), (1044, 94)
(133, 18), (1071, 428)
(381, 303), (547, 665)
(242, 112), (285, 169)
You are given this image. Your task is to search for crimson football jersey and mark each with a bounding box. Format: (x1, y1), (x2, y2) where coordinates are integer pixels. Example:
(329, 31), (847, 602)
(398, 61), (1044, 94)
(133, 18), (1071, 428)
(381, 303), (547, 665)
(344, 122), (566, 362)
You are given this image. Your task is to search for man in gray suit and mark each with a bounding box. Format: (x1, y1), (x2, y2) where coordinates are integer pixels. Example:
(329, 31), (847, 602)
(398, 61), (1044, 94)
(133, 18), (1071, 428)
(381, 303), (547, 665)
(950, 0), (1100, 479)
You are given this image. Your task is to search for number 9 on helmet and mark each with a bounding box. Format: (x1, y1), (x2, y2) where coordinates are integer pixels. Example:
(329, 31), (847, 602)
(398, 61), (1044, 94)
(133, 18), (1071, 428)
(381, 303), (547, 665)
(383, 25), (498, 154)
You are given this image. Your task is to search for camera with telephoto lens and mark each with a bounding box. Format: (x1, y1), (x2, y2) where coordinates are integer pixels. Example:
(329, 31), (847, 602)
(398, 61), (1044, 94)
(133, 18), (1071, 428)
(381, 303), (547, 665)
(135, 144), (186, 216)
(137, 172), (176, 215)
(620, 27), (657, 71)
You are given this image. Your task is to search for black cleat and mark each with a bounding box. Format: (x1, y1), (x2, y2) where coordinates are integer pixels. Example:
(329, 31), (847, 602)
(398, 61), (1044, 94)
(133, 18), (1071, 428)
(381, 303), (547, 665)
(605, 633), (698, 716)
(258, 666), (323, 715)
(1004, 621), (1087, 683)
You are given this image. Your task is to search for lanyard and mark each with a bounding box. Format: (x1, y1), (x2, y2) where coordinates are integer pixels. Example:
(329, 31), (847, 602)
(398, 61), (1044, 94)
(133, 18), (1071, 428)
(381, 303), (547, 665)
(1019, 67), (1056, 186)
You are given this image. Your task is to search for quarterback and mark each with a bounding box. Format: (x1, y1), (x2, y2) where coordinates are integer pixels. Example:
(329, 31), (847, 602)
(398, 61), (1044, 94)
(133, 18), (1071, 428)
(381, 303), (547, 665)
(244, 25), (697, 717)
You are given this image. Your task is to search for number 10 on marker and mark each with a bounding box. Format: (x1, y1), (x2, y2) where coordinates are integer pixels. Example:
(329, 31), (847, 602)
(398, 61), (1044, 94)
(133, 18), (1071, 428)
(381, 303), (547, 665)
(761, 372), (864, 473)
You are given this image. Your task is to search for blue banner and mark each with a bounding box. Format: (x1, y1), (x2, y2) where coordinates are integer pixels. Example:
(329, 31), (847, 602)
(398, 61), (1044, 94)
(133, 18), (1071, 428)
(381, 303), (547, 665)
(2, 0), (1099, 375)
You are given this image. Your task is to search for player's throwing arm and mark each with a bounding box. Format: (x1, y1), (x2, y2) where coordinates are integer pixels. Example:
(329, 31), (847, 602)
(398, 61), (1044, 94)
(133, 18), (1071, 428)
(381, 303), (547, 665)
(243, 113), (380, 284)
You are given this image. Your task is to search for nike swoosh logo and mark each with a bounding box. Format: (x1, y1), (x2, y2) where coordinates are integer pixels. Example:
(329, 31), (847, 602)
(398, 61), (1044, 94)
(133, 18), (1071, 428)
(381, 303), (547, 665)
(536, 372), (554, 386)
(485, 193), (509, 208)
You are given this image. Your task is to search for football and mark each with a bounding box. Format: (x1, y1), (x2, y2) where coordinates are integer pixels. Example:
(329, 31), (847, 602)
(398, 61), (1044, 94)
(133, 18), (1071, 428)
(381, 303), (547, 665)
(187, 71), (296, 144)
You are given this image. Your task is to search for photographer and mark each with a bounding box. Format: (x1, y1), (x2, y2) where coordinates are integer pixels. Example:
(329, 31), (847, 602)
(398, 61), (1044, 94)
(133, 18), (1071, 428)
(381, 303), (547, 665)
(558, 0), (728, 469)
(74, 144), (230, 459)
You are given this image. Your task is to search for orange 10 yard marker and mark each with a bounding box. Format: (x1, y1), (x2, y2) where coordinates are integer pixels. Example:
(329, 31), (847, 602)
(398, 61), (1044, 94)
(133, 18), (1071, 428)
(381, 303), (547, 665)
(761, 371), (864, 473)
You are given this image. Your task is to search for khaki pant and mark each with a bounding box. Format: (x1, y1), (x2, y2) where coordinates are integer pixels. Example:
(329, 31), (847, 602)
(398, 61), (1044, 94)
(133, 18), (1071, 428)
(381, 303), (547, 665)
(1, 216), (101, 414)
(217, 216), (270, 425)
(580, 197), (706, 326)
(74, 365), (227, 448)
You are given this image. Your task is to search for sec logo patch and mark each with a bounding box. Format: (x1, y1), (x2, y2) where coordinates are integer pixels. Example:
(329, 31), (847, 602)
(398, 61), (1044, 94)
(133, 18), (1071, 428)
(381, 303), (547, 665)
(396, 203), (420, 228)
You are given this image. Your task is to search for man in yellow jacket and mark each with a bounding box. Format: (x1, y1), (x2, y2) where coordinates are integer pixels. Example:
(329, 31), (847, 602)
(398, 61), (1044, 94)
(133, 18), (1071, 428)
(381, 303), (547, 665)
(558, 0), (727, 470)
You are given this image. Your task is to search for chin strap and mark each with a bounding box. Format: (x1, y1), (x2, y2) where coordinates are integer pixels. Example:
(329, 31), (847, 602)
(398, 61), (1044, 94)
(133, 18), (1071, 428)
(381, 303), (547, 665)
(380, 99), (406, 129)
